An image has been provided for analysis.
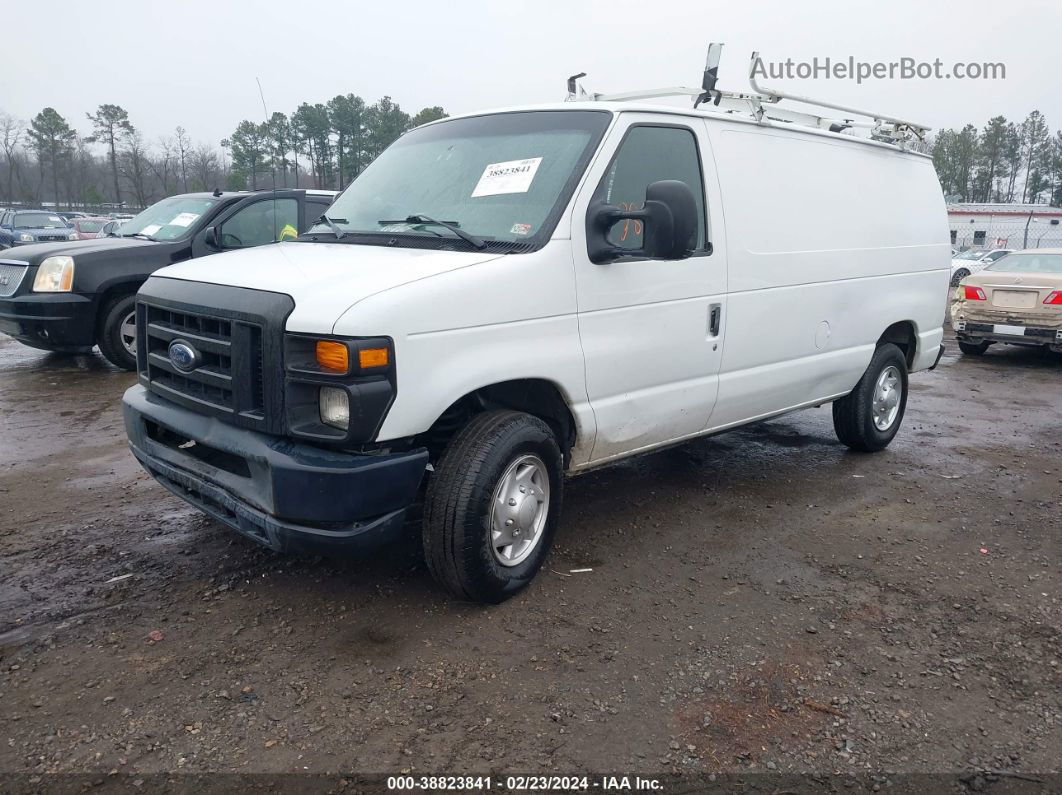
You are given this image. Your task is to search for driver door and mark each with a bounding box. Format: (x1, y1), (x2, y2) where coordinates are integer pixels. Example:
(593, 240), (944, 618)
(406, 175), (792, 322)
(570, 115), (727, 464)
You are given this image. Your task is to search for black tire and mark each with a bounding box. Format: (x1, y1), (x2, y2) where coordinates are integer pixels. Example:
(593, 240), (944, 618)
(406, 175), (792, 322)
(950, 268), (970, 287)
(958, 340), (990, 356)
(97, 294), (138, 371)
(422, 410), (563, 603)
(832, 343), (909, 452)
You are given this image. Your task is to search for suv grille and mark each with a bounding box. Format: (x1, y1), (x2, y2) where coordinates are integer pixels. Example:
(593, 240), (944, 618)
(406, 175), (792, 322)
(136, 280), (294, 436)
(0, 262), (28, 297)
(38, 234), (69, 242)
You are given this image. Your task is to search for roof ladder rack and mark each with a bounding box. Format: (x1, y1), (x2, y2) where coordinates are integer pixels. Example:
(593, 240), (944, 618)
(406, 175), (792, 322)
(565, 44), (932, 146)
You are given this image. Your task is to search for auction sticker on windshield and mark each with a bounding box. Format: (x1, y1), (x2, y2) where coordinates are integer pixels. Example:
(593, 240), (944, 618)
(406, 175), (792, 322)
(169, 212), (200, 228)
(472, 157), (542, 197)
(140, 224), (162, 236)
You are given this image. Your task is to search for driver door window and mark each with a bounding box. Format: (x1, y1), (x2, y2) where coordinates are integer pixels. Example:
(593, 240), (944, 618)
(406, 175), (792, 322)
(594, 125), (707, 252)
(219, 198), (298, 249)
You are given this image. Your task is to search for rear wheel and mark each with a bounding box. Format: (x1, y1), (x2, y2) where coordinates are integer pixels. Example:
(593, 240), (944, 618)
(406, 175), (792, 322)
(97, 294), (138, 371)
(422, 410), (563, 603)
(958, 339), (990, 356)
(833, 343), (908, 452)
(950, 268), (970, 287)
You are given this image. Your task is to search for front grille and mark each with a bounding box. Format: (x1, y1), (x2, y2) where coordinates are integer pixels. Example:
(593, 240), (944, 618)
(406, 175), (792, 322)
(0, 262), (28, 297)
(37, 234), (68, 242)
(136, 279), (295, 436)
(142, 304), (242, 414)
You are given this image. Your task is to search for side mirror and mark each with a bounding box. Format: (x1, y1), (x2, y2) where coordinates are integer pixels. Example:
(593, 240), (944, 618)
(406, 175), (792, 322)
(203, 225), (220, 249)
(586, 180), (699, 264)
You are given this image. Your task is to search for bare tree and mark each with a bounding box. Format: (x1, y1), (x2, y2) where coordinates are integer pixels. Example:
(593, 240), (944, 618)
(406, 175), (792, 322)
(189, 142), (220, 191)
(120, 128), (152, 209)
(0, 112), (24, 202)
(175, 126), (190, 192)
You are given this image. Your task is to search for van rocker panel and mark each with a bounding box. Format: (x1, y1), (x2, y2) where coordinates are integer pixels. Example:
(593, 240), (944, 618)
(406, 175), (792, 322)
(123, 385), (428, 551)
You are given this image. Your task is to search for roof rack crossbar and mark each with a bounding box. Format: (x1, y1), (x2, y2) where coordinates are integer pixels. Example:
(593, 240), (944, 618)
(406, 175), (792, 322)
(564, 44), (932, 144)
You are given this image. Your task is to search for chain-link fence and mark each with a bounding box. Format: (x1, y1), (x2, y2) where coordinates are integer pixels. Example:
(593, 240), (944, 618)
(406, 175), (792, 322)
(950, 220), (1062, 251)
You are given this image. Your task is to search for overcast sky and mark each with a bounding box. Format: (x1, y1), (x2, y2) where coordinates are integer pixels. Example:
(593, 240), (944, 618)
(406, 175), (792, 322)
(4, 0), (1060, 149)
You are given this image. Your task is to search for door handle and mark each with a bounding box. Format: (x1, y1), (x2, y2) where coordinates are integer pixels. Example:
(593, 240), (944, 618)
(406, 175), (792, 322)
(708, 303), (722, 337)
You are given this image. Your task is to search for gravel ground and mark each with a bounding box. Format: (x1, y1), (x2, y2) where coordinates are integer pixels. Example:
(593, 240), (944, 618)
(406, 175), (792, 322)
(0, 332), (1059, 787)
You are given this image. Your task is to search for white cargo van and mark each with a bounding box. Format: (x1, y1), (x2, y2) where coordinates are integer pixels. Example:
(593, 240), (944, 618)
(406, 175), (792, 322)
(123, 51), (950, 602)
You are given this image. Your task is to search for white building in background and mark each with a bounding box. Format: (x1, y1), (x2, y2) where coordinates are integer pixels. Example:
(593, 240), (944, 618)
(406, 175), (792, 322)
(948, 202), (1062, 250)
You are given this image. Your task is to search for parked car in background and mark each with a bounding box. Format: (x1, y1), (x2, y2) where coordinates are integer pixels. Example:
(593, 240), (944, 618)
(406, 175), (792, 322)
(57, 211), (91, 222)
(0, 189), (337, 369)
(950, 248), (1013, 286)
(69, 217), (109, 240)
(952, 249), (1062, 355)
(0, 210), (79, 248)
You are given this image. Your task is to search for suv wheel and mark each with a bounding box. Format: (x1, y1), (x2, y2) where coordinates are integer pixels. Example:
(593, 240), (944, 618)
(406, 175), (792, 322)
(422, 410), (563, 603)
(97, 294), (138, 371)
(832, 343), (909, 452)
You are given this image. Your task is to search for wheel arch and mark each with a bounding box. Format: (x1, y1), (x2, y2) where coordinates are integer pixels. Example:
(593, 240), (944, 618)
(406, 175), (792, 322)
(877, 320), (918, 368)
(419, 378), (579, 466)
(93, 279), (144, 334)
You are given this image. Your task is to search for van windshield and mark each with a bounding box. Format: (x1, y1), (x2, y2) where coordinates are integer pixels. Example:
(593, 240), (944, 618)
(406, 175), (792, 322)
(307, 110), (611, 249)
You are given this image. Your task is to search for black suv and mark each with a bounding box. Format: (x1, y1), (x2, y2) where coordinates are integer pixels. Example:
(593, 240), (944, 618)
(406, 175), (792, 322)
(0, 189), (336, 369)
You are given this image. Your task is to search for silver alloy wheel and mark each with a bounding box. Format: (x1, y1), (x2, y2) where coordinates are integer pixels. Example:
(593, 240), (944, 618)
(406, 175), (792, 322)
(488, 453), (550, 567)
(872, 365), (902, 431)
(119, 310), (137, 356)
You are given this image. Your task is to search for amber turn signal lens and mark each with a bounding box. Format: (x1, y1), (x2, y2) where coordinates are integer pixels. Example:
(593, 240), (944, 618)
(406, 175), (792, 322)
(315, 341), (349, 372)
(358, 347), (389, 369)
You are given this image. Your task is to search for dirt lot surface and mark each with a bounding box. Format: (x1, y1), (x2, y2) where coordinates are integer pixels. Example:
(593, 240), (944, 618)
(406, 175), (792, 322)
(0, 333), (1059, 787)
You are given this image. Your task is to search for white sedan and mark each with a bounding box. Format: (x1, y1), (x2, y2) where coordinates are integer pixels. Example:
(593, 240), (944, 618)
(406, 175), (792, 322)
(950, 248), (1013, 286)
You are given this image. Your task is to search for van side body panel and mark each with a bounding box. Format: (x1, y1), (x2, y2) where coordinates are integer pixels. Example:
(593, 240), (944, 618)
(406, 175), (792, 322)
(705, 122), (950, 430)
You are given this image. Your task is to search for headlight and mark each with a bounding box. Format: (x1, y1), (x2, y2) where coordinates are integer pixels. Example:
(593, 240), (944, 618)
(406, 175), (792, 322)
(319, 386), (350, 430)
(67, 232), (79, 240)
(18, 233), (34, 242)
(33, 256), (76, 292)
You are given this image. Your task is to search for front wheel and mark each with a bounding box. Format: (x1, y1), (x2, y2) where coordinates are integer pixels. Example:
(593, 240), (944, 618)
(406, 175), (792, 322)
(422, 410), (563, 603)
(97, 294), (138, 371)
(832, 343), (909, 452)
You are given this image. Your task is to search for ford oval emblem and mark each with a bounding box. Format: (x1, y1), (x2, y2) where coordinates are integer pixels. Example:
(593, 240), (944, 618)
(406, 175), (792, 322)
(167, 340), (201, 372)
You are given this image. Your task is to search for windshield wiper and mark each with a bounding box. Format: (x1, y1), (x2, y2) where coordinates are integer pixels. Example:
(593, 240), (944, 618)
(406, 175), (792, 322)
(379, 214), (486, 249)
(314, 215), (348, 240)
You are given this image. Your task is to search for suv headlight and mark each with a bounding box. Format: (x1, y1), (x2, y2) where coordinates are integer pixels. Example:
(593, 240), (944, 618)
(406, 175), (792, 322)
(18, 232), (34, 242)
(33, 256), (76, 292)
(67, 231), (79, 240)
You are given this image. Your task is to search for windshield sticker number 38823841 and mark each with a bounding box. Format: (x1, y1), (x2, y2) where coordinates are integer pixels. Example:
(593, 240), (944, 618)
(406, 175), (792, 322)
(472, 157), (543, 197)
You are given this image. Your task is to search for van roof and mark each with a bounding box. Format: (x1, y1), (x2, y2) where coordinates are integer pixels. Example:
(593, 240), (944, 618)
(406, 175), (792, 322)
(421, 102), (933, 159)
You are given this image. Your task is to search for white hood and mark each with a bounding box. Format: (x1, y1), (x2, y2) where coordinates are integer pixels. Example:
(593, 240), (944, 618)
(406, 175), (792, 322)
(154, 241), (502, 334)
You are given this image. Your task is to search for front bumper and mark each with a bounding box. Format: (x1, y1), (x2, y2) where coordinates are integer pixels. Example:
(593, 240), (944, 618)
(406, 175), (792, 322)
(123, 385), (429, 553)
(0, 293), (97, 352)
(956, 320), (1062, 347)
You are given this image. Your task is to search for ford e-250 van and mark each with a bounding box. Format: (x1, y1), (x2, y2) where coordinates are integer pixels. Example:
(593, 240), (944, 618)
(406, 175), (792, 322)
(123, 54), (950, 602)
